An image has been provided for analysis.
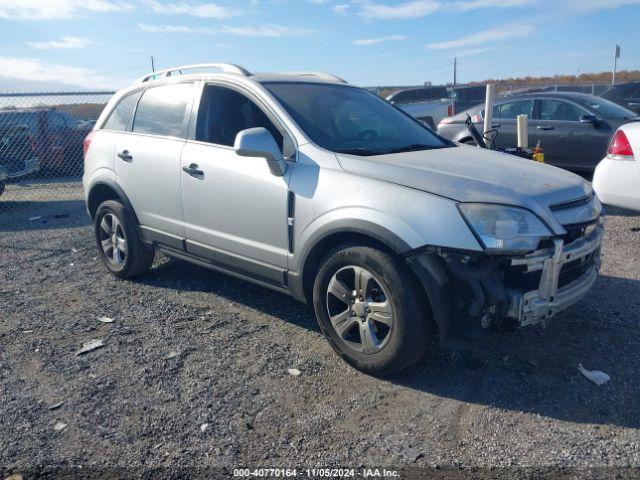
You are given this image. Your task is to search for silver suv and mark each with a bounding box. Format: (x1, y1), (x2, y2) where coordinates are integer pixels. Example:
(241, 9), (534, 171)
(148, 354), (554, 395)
(83, 63), (604, 375)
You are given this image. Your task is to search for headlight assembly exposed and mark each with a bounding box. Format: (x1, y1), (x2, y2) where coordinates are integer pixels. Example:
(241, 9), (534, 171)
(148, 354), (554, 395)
(458, 203), (552, 253)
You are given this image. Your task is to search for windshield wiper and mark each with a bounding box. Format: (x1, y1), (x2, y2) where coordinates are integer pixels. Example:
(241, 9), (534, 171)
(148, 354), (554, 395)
(335, 147), (382, 156)
(384, 143), (437, 154)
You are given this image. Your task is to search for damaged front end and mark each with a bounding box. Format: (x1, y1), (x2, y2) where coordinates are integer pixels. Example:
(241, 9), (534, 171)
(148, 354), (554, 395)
(407, 194), (604, 338)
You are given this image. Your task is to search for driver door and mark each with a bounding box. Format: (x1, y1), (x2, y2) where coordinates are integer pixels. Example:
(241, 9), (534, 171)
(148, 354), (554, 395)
(180, 83), (295, 286)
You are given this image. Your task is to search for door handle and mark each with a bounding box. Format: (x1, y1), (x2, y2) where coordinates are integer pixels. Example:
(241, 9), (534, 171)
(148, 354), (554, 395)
(536, 125), (555, 131)
(182, 163), (204, 176)
(117, 150), (133, 161)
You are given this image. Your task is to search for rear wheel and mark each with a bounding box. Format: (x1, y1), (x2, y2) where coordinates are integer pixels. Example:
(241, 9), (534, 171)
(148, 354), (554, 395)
(94, 200), (155, 278)
(313, 244), (433, 376)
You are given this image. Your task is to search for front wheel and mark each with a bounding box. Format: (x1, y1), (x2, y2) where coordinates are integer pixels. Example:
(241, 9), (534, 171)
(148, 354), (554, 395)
(313, 245), (433, 376)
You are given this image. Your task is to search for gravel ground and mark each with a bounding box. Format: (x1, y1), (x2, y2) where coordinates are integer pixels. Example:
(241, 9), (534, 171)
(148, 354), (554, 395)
(1, 180), (640, 478)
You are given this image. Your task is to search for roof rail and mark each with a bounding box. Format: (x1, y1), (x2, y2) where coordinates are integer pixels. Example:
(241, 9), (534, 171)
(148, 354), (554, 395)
(282, 71), (348, 84)
(137, 63), (251, 83)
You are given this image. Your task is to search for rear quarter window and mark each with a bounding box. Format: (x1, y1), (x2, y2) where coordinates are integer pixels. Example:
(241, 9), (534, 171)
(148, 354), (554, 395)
(102, 90), (143, 132)
(132, 83), (194, 138)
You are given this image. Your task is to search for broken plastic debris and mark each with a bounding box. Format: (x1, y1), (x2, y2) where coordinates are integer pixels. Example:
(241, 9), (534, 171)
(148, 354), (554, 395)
(200, 423), (209, 432)
(75, 339), (104, 356)
(22, 330), (33, 334)
(53, 422), (67, 432)
(287, 368), (301, 377)
(29, 216), (41, 221)
(71, 248), (78, 253)
(97, 317), (114, 323)
(578, 363), (610, 386)
(48, 401), (64, 411)
(166, 351), (179, 360)
(4, 474), (24, 480)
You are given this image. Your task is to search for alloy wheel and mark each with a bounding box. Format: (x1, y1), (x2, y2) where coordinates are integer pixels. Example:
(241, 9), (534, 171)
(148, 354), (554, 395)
(99, 213), (127, 267)
(325, 265), (394, 354)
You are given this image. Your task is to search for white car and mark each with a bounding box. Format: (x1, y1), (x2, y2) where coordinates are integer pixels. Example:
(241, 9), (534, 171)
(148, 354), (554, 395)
(593, 122), (640, 211)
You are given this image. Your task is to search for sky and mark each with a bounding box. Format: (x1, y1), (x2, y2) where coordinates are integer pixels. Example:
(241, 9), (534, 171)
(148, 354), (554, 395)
(0, 0), (639, 91)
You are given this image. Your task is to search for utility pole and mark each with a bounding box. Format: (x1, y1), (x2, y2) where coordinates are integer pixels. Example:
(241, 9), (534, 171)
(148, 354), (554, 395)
(612, 45), (620, 86)
(453, 57), (457, 87)
(451, 57), (457, 115)
(150, 55), (156, 73)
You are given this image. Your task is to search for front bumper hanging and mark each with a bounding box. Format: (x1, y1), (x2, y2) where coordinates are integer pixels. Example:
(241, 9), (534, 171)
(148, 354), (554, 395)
(506, 223), (603, 326)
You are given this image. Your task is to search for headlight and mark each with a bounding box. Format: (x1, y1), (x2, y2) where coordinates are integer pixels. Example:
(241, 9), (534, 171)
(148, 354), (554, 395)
(458, 203), (552, 253)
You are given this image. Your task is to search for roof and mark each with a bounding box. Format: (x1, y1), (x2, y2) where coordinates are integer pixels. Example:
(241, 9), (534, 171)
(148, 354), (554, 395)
(135, 63), (347, 86)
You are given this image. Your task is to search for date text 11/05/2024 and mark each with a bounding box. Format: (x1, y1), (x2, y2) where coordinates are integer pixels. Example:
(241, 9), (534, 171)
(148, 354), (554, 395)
(233, 468), (400, 477)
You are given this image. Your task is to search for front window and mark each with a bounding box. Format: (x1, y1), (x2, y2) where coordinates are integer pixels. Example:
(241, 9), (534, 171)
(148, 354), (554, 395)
(581, 96), (637, 119)
(263, 82), (452, 156)
(539, 99), (587, 122)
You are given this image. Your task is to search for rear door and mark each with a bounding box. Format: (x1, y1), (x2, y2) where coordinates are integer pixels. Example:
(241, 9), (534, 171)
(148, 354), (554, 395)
(115, 82), (195, 246)
(533, 98), (610, 170)
(489, 99), (535, 149)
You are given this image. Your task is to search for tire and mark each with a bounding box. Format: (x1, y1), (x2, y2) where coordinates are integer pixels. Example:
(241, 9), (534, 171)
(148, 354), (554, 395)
(94, 199), (155, 278)
(0, 181), (5, 198)
(313, 244), (433, 376)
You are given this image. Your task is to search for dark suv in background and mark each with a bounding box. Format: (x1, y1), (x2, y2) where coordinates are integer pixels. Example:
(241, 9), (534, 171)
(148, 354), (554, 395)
(601, 81), (640, 114)
(0, 108), (91, 178)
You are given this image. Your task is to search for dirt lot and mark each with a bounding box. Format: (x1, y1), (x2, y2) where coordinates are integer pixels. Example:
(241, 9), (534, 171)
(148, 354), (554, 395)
(1, 180), (640, 478)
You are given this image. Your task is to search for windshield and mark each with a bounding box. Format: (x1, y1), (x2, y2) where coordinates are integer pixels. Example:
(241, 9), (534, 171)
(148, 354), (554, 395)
(264, 82), (452, 156)
(582, 96), (637, 119)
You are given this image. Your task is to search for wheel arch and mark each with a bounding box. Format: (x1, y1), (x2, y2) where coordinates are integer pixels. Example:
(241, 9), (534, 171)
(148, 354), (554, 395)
(295, 219), (415, 305)
(86, 180), (140, 226)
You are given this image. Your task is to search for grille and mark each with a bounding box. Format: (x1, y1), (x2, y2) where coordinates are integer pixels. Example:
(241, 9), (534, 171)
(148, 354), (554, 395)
(549, 192), (594, 212)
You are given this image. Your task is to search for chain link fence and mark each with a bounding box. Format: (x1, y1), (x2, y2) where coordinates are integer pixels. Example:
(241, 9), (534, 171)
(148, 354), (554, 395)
(0, 91), (112, 245)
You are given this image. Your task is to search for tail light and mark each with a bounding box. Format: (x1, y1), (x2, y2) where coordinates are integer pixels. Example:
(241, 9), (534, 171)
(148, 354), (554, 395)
(607, 129), (634, 160)
(447, 105), (453, 116)
(83, 131), (95, 159)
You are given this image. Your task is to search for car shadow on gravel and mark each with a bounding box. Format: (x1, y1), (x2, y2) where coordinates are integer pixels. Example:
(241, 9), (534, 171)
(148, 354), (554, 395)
(393, 273), (640, 429)
(139, 255), (320, 332)
(137, 255), (640, 429)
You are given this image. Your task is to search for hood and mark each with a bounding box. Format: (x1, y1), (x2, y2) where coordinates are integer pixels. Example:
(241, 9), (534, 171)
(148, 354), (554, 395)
(336, 145), (591, 221)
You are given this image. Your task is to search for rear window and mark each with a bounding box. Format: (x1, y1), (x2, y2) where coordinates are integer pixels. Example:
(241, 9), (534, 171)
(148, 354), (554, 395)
(132, 83), (194, 138)
(103, 90), (143, 132)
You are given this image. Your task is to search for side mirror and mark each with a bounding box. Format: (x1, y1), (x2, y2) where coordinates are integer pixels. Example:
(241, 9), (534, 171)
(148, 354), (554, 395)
(579, 114), (599, 126)
(234, 127), (287, 177)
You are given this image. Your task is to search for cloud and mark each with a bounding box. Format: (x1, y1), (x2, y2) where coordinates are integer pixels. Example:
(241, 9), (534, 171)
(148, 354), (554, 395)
(0, 0), (133, 20)
(353, 34), (408, 45)
(26, 36), (92, 50)
(426, 23), (533, 49)
(332, 4), (350, 14)
(219, 25), (314, 37)
(357, 0), (440, 20)
(454, 46), (498, 58)
(561, 0), (640, 12)
(142, 0), (242, 19)
(446, 0), (532, 11)
(354, 0), (534, 20)
(138, 23), (216, 34)
(139, 23), (314, 37)
(0, 56), (118, 89)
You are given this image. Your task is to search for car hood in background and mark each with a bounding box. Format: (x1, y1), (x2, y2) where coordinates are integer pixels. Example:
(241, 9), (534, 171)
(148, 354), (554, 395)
(336, 145), (591, 220)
